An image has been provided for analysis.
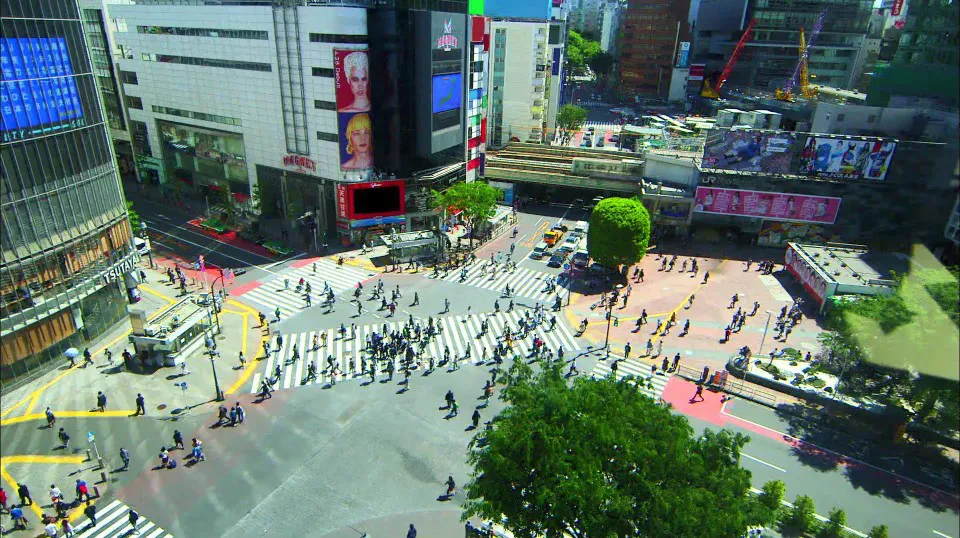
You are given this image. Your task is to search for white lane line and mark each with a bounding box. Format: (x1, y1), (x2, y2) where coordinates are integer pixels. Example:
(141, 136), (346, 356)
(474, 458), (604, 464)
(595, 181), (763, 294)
(725, 402), (960, 501)
(144, 219), (278, 264)
(933, 531), (954, 538)
(742, 453), (787, 473)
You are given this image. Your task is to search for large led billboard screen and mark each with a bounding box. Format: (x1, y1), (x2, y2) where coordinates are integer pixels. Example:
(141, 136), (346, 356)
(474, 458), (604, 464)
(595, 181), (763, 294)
(432, 73), (462, 113)
(334, 48), (374, 171)
(797, 136), (896, 181)
(336, 180), (406, 220)
(1, 37), (85, 135)
(694, 186), (841, 224)
(701, 129), (798, 174)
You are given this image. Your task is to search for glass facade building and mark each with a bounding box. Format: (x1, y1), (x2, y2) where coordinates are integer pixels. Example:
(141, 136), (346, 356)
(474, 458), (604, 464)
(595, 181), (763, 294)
(1, 0), (137, 388)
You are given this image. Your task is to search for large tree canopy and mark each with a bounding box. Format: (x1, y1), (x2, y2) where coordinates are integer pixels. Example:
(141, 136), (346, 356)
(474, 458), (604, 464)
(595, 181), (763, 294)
(586, 197), (651, 268)
(432, 181), (503, 246)
(556, 104), (588, 135)
(566, 30), (603, 75)
(463, 360), (762, 538)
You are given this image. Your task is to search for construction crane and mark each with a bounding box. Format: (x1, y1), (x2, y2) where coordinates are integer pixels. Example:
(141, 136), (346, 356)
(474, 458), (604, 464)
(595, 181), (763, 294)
(701, 18), (756, 99)
(776, 10), (826, 101)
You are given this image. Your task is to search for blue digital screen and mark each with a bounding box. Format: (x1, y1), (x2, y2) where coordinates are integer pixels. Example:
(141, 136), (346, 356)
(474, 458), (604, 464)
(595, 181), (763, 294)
(432, 73), (462, 114)
(1, 37), (85, 136)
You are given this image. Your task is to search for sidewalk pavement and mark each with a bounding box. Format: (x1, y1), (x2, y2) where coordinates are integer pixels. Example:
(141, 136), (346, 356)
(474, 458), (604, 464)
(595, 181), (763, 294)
(0, 257), (264, 424)
(319, 509), (482, 538)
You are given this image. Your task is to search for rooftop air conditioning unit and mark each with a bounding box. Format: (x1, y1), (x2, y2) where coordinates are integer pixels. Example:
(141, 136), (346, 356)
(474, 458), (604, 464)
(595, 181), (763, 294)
(144, 325), (159, 337)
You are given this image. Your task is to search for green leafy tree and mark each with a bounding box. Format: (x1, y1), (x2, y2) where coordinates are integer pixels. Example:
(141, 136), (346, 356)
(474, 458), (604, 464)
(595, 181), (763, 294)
(786, 494), (817, 534)
(586, 197), (650, 269)
(746, 479), (785, 526)
(556, 104), (588, 136)
(250, 183), (264, 214)
(126, 200), (142, 236)
(867, 524), (890, 538)
(219, 188), (236, 225)
(432, 181), (503, 248)
(463, 359), (756, 538)
(588, 51), (614, 78)
(818, 507), (847, 538)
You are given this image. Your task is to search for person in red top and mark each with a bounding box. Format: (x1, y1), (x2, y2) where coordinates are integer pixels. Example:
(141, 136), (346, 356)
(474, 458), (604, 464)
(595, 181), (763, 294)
(0, 486), (8, 513)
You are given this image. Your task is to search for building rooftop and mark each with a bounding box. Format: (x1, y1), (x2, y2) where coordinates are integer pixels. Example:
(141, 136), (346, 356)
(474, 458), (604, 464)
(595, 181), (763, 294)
(792, 242), (906, 288)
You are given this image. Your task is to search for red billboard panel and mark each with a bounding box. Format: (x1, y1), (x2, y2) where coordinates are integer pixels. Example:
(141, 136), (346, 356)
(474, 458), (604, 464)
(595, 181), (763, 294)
(785, 244), (830, 305)
(342, 180), (406, 220)
(334, 48), (374, 171)
(689, 63), (705, 82)
(471, 16), (486, 43)
(694, 187), (841, 224)
(336, 184), (348, 219)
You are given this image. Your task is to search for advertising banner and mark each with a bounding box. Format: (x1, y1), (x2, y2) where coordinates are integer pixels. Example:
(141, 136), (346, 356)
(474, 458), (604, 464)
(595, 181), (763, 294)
(688, 64), (705, 82)
(432, 73), (462, 113)
(694, 186), (841, 224)
(785, 244), (832, 305)
(676, 41), (690, 68)
(1, 37), (85, 137)
(701, 129), (798, 173)
(334, 48), (374, 171)
(798, 136), (896, 181)
(336, 184), (348, 219)
(341, 180), (406, 220)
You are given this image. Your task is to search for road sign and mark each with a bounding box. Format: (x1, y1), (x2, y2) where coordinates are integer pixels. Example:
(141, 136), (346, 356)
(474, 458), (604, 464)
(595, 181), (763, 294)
(563, 263), (570, 270)
(87, 431), (95, 443)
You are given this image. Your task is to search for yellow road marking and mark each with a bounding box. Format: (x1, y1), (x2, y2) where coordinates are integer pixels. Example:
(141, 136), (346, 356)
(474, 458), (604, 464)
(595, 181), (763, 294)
(226, 331), (268, 396)
(20, 299), (172, 417)
(0, 455), (100, 521)
(139, 284), (177, 305)
(1, 410), (137, 427)
(648, 259), (727, 348)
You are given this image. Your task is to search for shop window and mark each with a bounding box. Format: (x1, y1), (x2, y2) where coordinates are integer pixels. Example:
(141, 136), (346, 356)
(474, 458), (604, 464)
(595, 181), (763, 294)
(125, 96), (143, 110)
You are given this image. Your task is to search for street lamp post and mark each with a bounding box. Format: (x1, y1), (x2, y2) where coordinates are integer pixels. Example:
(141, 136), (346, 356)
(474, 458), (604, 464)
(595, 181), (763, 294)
(209, 269), (226, 329)
(204, 334), (224, 402)
(603, 283), (624, 358)
(740, 311), (773, 392)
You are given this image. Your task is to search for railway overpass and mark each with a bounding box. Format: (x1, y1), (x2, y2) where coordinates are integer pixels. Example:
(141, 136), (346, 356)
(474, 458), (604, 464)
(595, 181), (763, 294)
(484, 143), (645, 194)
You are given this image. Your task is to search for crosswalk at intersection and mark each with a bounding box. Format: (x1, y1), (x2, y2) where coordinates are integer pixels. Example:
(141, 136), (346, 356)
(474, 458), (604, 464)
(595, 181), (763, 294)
(235, 259), (375, 318)
(250, 310), (581, 392)
(433, 263), (564, 303)
(590, 358), (672, 402)
(71, 499), (173, 538)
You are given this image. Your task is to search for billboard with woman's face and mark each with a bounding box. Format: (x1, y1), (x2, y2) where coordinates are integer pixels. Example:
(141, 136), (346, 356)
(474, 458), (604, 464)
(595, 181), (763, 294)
(334, 48), (374, 171)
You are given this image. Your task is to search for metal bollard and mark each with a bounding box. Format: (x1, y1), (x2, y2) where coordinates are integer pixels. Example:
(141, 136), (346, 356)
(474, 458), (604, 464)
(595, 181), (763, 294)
(93, 486), (100, 498)
(97, 457), (104, 470)
(100, 470), (107, 484)
(86, 449), (92, 462)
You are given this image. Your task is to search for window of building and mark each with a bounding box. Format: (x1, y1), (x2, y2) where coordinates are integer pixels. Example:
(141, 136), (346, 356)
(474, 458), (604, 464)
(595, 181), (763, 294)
(308, 33), (367, 44)
(317, 131), (338, 142)
(314, 100), (336, 110)
(151, 105), (241, 126)
(118, 70), (138, 85)
(140, 53), (271, 72)
(137, 26), (268, 40)
(312, 67), (334, 77)
(125, 96), (143, 109)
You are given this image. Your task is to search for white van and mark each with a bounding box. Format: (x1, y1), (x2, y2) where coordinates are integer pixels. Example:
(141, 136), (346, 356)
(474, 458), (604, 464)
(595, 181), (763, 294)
(531, 241), (550, 259)
(574, 221), (589, 235)
(134, 236), (151, 255)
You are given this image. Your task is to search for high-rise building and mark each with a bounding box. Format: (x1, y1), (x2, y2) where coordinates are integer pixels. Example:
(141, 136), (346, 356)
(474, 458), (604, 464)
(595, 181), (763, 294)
(617, 0), (693, 97)
(1, 0), (139, 385)
(108, 0), (471, 246)
(487, 19), (566, 147)
(599, 0), (620, 55)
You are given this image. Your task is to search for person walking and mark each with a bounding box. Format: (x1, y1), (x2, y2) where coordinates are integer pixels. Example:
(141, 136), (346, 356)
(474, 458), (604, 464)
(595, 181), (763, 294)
(471, 409), (481, 429)
(96, 391), (107, 412)
(58, 428), (70, 449)
(0, 486), (7, 514)
(450, 399), (459, 417)
(407, 523), (418, 538)
(692, 384), (704, 402)
(75, 479), (89, 503)
(236, 402), (245, 424)
(135, 393), (146, 416)
(17, 483), (32, 506)
(11, 506), (27, 530)
(45, 407), (56, 428)
(120, 448), (130, 471)
(624, 342), (631, 361)
(61, 518), (75, 537)
(83, 503), (97, 528)
(128, 509), (140, 535)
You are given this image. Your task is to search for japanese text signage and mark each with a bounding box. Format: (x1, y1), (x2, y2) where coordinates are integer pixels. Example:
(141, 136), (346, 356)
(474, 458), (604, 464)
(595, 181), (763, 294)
(437, 19), (460, 51)
(336, 184), (348, 219)
(283, 154), (316, 172)
(785, 244), (830, 304)
(694, 187), (841, 225)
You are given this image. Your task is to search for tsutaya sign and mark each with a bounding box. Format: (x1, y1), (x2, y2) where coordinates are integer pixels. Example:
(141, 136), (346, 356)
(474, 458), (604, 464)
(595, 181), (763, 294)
(437, 19), (459, 51)
(283, 154), (317, 172)
(104, 251), (142, 284)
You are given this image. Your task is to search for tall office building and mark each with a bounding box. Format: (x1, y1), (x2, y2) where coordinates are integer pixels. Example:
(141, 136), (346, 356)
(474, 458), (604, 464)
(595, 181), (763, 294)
(1, 0), (138, 385)
(617, 0), (692, 97)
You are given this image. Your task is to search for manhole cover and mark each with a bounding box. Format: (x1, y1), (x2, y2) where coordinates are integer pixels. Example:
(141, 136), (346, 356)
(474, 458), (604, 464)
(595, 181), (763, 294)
(157, 404), (167, 410)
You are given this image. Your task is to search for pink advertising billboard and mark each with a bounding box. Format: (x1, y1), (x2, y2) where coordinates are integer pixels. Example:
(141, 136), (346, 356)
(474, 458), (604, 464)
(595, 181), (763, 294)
(694, 187), (841, 224)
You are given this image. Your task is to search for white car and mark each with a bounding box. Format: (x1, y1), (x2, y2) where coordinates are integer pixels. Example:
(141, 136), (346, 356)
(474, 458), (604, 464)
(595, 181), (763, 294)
(558, 235), (580, 254)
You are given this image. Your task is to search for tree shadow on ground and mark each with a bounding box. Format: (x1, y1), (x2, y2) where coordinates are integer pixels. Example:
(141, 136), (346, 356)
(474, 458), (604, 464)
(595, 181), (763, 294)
(774, 402), (960, 513)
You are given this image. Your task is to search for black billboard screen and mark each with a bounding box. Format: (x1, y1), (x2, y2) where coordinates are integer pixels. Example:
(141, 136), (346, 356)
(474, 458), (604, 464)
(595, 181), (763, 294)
(353, 185), (402, 216)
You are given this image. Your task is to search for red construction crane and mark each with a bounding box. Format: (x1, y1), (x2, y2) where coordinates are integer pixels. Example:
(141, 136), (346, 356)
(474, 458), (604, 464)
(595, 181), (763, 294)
(701, 18), (756, 99)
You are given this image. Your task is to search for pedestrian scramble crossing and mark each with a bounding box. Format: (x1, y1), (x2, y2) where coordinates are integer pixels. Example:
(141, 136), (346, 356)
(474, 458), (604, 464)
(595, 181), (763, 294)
(434, 263), (563, 303)
(577, 101), (612, 107)
(583, 121), (622, 132)
(72, 499), (173, 538)
(590, 358), (672, 402)
(250, 309), (581, 392)
(235, 258), (376, 318)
